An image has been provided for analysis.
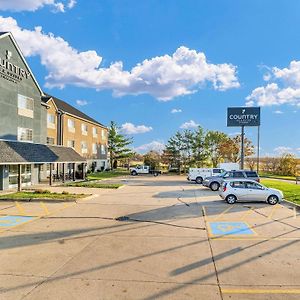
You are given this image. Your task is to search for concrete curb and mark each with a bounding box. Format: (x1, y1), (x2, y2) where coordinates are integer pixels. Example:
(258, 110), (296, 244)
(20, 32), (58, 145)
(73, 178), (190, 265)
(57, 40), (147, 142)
(283, 199), (300, 210)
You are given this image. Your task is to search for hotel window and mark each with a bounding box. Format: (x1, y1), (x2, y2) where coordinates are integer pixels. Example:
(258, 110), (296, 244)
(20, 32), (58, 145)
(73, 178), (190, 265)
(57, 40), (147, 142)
(101, 129), (106, 139)
(17, 127), (33, 142)
(81, 141), (88, 154)
(92, 143), (97, 154)
(81, 123), (88, 135)
(101, 144), (106, 155)
(92, 127), (97, 138)
(18, 94), (34, 118)
(47, 137), (55, 145)
(47, 113), (55, 129)
(67, 140), (75, 148)
(68, 119), (75, 132)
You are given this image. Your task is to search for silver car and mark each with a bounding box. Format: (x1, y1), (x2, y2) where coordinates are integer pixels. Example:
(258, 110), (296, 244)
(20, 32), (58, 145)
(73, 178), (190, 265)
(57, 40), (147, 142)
(219, 179), (284, 205)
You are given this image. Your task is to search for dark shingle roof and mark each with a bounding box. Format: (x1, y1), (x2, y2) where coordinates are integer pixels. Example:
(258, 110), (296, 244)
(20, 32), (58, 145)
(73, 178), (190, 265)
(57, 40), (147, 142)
(0, 140), (86, 164)
(43, 94), (106, 128)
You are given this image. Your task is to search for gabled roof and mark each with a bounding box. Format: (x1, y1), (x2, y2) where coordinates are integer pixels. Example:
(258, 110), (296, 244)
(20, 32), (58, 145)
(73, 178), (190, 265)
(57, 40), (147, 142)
(0, 32), (44, 96)
(0, 140), (86, 164)
(42, 94), (106, 128)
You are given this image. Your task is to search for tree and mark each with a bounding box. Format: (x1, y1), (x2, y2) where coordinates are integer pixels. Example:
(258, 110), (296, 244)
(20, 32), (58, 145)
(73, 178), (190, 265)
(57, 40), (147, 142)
(277, 153), (297, 176)
(219, 135), (255, 163)
(205, 131), (228, 167)
(108, 121), (133, 169)
(144, 151), (162, 169)
(192, 126), (209, 167)
(245, 157), (257, 171)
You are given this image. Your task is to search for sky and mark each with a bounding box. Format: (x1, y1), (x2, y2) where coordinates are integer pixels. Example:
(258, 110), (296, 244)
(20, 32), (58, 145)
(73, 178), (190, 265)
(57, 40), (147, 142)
(1, 0), (300, 156)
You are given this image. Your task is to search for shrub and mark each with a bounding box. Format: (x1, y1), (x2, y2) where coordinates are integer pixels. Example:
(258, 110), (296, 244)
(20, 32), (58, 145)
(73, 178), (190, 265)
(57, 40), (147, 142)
(62, 191), (69, 195)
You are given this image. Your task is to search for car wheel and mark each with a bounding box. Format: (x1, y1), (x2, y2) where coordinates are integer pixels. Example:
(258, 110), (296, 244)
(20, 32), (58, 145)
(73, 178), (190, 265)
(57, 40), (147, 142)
(267, 195), (279, 205)
(195, 177), (203, 184)
(153, 172), (158, 177)
(131, 171), (137, 176)
(210, 182), (220, 191)
(226, 194), (237, 204)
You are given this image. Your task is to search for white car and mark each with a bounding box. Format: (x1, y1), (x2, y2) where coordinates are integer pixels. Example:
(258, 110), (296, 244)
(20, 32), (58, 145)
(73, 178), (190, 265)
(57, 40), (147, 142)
(219, 179), (284, 205)
(187, 168), (224, 184)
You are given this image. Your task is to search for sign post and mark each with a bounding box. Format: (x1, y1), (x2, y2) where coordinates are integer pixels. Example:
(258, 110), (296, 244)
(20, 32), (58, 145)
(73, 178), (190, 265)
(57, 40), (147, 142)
(227, 107), (261, 170)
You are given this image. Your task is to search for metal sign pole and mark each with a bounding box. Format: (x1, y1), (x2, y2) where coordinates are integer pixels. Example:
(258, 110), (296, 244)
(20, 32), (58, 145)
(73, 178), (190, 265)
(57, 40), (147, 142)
(241, 126), (245, 169)
(257, 125), (260, 174)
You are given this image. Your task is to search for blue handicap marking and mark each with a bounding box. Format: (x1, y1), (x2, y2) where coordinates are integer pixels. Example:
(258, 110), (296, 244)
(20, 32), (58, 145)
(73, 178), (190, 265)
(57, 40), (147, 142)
(209, 221), (255, 236)
(0, 216), (35, 227)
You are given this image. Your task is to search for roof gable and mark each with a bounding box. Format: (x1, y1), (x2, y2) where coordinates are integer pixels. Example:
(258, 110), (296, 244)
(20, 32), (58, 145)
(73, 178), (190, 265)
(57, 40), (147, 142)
(0, 32), (44, 96)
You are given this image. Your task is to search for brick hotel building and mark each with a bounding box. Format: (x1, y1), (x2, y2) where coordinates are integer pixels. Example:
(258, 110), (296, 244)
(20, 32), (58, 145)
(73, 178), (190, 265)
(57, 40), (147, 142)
(0, 32), (109, 191)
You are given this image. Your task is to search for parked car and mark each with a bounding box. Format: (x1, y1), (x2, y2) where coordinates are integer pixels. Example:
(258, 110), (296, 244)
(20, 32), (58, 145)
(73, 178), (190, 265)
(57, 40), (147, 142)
(187, 168), (225, 184)
(219, 179), (284, 205)
(202, 170), (260, 191)
(130, 165), (161, 176)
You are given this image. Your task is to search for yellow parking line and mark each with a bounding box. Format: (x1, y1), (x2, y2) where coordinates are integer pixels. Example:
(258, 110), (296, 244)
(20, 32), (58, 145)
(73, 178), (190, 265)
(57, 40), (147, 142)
(15, 202), (25, 215)
(40, 202), (50, 215)
(268, 204), (279, 219)
(222, 289), (300, 294)
(241, 207), (255, 221)
(213, 206), (234, 221)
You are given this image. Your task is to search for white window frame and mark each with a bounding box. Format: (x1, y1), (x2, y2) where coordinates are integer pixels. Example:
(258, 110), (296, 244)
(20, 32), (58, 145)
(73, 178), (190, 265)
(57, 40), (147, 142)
(93, 127), (98, 138)
(67, 140), (75, 148)
(47, 113), (55, 129)
(101, 129), (106, 139)
(92, 143), (97, 154)
(81, 123), (88, 136)
(101, 144), (106, 155)
(18, 94), (34, 118)
(81, 141), (88, 154)
(17, 127), (33, 142)
(68, 119), (75, 133)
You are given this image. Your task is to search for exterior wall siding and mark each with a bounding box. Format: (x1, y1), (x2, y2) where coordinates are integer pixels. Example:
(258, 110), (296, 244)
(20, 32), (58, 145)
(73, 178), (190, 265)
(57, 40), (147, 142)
(0, 35), (46, 143)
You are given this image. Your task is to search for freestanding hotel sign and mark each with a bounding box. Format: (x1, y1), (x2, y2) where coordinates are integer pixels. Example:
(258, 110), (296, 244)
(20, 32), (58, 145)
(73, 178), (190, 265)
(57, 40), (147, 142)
(227, 107), (260, 127)
(227, 107), (261, 170)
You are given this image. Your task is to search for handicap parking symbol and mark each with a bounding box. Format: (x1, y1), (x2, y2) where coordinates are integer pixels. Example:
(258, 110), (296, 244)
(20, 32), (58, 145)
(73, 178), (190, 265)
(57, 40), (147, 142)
(209, 221), (255, 236)
(0, 216), (35, 227)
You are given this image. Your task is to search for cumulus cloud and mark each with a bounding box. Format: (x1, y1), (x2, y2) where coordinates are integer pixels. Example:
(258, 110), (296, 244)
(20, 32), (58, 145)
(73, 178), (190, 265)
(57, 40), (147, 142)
(76, 99), (88, 106)
(0, 17), (239, 100)
(120, 123), (153, 135)
(274, 146), (293, 155)
(247, 60), (300, 107)
(171, 108), (182, 114)
(135, 141), (165, 154)
(180, 120), (199, 129)
(0, 0), (76, 12)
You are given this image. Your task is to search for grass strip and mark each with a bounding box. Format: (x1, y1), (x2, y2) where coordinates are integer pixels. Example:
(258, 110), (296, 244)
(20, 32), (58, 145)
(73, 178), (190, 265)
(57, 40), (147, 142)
(261, 179), (300, 205)
(87, 170), (128, 181)
(66, 182), (123, 189)
(0, 191), (86, 200)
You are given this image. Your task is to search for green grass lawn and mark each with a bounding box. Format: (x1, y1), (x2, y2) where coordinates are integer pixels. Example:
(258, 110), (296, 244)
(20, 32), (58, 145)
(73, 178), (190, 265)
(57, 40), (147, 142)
(260, 172), (296, 181)
(66, 182), (123, 189)
(261, 179), (300, 205)
(0, 191), (86, 201)
(87, 170), (129, 181)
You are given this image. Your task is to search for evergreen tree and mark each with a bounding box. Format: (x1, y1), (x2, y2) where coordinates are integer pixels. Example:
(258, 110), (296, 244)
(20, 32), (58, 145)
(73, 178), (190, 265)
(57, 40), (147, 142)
(108, 121), (133, 169)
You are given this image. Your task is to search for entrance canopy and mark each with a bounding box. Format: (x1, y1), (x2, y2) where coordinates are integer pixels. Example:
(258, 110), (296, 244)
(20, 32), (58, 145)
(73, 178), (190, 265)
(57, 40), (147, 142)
(0, 140), (86, 164)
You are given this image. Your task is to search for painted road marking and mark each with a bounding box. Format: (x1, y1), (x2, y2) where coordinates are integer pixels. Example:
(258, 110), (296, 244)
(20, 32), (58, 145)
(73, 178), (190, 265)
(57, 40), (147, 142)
(0, 216), (35, 227)
(222, 289), (300, 294)
(213, 206), (234, 221)
(209, 221), (255, 236)
(15, 201), (25, 215)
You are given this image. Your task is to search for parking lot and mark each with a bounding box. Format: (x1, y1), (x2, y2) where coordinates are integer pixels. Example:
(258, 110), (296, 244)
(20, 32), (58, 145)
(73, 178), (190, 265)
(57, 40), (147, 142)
(0, 175), (299, 299)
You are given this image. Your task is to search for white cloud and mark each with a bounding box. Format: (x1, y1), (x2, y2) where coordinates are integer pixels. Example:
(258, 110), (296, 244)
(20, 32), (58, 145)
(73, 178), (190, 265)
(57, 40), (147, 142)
(135, 141), (165, 154)
(273, 110), (283, 114)
(0, 17), (239, 101)
(171, 108), (182, 114)
(180, 120), (199, 129)
(0, 0), (76, 12)
(76, 99), (88, 106)
(120, 123), (153, 135)
(247, 60), (300, 107)
(274, 146), (292, 154)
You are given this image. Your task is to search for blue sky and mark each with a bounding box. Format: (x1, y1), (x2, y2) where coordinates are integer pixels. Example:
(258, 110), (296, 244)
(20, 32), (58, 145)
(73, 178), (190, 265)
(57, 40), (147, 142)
(1, 0), (300, 155)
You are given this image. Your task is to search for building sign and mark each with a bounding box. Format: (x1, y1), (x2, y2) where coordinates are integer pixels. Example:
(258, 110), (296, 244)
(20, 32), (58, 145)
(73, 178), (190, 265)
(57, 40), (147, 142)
(0, 50), (31, 84)
(227, 107), (260, 127)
